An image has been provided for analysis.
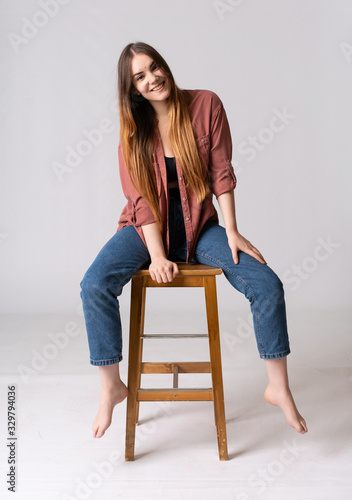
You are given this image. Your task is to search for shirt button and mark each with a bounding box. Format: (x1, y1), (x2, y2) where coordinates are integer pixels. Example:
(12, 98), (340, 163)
(183, 197), (186, 202)
(188, 238), (192, 242)
(179, 177), (183, 181)
(201, 139), (205, 143)
(186, 217), (189, 221)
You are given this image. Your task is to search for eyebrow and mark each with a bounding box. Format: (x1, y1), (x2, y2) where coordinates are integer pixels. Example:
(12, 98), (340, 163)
(132, 60), (155, 79)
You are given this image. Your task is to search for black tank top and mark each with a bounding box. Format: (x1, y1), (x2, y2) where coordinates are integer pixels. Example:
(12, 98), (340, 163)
(164, 156), (180, 199)
(164, 156), (177, 183)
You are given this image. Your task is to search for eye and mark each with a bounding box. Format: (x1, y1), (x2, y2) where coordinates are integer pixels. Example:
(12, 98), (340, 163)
(136, 75), (143, 81)
(152, 64), (158, 70)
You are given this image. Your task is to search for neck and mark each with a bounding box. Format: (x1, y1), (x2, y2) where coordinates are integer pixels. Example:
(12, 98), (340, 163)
(150, 99), (170, 119)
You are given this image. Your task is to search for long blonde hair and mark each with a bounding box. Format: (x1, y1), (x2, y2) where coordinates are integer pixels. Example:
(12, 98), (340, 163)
(117, 42), (209, 228)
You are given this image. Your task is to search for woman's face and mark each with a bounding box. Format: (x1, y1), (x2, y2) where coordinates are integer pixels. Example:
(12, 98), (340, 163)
(130, 53), (170, 103)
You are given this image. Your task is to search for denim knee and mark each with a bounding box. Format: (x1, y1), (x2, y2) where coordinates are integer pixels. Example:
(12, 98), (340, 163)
(80, 265), (121, 300)
(261, 270), (286, 312)
(79, 269), (101, 300)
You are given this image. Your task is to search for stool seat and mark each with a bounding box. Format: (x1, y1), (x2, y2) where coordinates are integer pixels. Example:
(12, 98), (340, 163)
(135, 262), (223, 276)
(125, 262), (228, 461)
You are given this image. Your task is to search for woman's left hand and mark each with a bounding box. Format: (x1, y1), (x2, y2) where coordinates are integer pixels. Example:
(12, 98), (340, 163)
(227, 230), (267, 265)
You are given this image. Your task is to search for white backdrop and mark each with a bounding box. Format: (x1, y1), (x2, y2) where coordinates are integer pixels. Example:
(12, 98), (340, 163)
(1, 0), (351, 315)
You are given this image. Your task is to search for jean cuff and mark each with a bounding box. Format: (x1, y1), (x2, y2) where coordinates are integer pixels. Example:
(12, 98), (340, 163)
(260, 349), (290, 360)
(90, 355), (123, 366)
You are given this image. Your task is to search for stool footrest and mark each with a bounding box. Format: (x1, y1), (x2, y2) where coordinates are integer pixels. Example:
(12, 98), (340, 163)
(142, 334), (208, 339)
(141, 362), (211, 374)
(137, 388), (213, 401)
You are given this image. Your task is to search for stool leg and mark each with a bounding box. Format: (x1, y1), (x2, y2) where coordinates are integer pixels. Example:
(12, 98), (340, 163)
(135, 286), (146, 426)
(125, 276), (144, 461)
(204, 276), (228, 461)
(173, 364), (179, 388)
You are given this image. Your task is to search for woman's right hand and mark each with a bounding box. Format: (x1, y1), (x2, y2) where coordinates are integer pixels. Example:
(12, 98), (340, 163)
(149, 258), (179, 283)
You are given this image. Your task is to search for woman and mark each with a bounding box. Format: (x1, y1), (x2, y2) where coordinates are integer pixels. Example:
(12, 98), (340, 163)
(80, 42), (308, 439)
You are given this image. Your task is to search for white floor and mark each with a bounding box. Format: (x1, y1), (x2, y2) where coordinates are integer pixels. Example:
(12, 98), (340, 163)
(0, 307), (351, 500)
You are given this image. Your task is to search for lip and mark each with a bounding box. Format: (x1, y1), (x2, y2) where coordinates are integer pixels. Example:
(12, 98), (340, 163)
(151, 81), (165, 92)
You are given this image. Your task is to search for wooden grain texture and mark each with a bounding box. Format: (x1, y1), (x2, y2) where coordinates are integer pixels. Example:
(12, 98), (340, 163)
(204, 276), (228, 461)
(135, 285), (146, 427)
(125, 276), (143, 461)
(137, 389), (213, 401)
(141, 362), (211, 374)
(135, 263), (222, 277)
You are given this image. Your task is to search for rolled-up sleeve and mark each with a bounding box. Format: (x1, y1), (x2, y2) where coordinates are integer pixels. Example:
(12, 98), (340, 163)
(118, 143), (156, 226)
(208, 100), (237, 198)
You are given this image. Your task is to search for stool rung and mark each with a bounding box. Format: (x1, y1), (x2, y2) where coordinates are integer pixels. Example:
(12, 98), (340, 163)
(142, 334), (208, 339)
(141, 362), (211, 374)
(137, 388), (213, 401)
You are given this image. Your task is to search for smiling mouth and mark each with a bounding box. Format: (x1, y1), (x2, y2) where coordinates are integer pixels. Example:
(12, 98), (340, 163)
(151, 81), (165, 92)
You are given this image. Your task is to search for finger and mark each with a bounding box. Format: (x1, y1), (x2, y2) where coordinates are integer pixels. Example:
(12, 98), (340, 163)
(156, 272), (163, 283)
(249, 247), (266, 264)
(232, 250), (239, 265)
(152, 267), (165, 283)
(162, 265), (174, 282)
(157, 270), (167, 283)
(158, 266), (172, 283)
(172, 263), (179, 277)
(252, 247), (267, 264)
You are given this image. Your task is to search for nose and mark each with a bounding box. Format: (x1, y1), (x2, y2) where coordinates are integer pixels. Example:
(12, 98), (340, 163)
(148, 71), (161, 87)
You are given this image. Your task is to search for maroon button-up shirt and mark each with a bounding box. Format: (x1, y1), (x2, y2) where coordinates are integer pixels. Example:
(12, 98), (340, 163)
(116, 89), (237, 262)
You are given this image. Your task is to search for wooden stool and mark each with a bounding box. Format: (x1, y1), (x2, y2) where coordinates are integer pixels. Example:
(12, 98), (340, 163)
(125, 263), (228, 461)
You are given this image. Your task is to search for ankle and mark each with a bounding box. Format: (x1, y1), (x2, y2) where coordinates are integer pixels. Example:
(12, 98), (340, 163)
(267, 381), (290, 391)
(101, 382), (125, 395)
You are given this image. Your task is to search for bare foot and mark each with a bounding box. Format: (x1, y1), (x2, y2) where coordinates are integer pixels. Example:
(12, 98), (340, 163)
(264, 384), (308, 434)
(92, 383), (128, 438)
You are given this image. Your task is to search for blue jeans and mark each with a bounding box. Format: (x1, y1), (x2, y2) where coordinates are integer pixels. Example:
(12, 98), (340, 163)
(80, 194), (290, 365)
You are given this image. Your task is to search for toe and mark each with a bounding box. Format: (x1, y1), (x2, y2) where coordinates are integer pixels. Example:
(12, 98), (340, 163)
(94, 424), (104, 438)
(298, 416), (307, 433)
